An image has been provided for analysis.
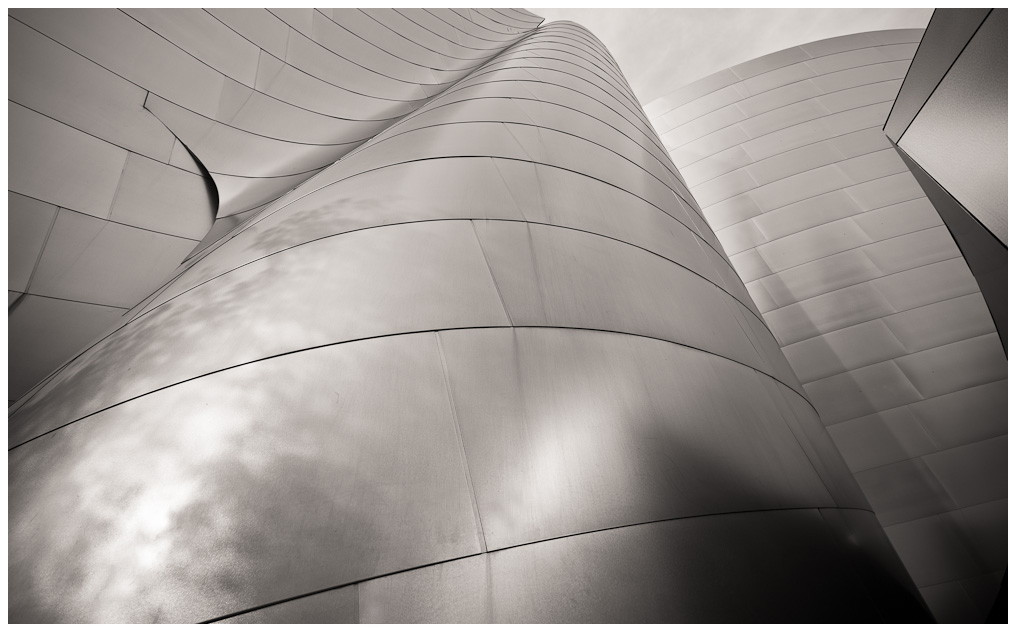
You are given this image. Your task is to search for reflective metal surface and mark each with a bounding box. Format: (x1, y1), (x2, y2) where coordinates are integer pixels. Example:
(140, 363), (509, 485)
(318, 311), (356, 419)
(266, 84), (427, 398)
(647, 30), (1006, 622)
(10, 16), (931, 624)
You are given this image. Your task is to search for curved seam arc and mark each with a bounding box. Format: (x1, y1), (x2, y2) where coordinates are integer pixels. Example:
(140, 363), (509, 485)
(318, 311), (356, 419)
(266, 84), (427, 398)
(12, 291), (133, 311)
(490, 7), (543, 27)
(206, 164), (335, 179)
(702, 145), (905, 212)
(309, 118), (702, 224)
(448, 62), (668, 156)
(365, 109), (685, 202)
(203, 504), (877, 624)
(650, 38), (922, 121)
(389, 8), (515, 55)
(128, 217), (767, 336)
(406, 8), (518, 54)
(119, 10), (435, 105)
(9, 15), (410, 124)
(273, 10), (485, 88)
(213, 155), (730, 278)
(675, 99), (896, 171)
(9, 324), (816, 453)
(532, 24), (622, 73)
(396, 92), (685, 186)
(8, 99), (213, 181)
(439, 70), (672, 162)
(11, 189), (206, 242)
(823, 376), (1007, 431)
(669, 97), (898, 156)
(208, 8), (479, 85)
(511, 30), (629, 86)
(470, 8), (528, 32)
(497, 44), (634, 99)
(688, 124), (888, 189)
(311, 8), (489, 73)
(661, 76), (905, 149)
(367, 8), (516, 58)
(771, 268), (972, 348)
(747, 221), (948, 292)
(708, 163), (915, 236)
(506, 42), (631, 92)
(795, 328), (999, 390)
(494, 37), (646, 115)
(8, 27), (551, 415)
(448, 8), (526, 40)
(889, 9), (992, 143)
(722, 189), (930, 259)
(655, 60), (913, 137)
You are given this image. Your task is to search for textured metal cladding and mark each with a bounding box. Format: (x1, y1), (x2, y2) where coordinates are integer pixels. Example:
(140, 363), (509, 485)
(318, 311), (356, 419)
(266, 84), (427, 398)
(647, 30), (1005, 623)
(10, 18), (930, 623)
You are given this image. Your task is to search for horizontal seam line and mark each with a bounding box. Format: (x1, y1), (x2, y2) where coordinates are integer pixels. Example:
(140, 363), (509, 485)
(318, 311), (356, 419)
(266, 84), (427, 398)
(675, 100), (896, 170)
(203, 505), (876, 623)
(9, 190), (206, 241)
(780, 281), (976, 348)
(655, 61), (910, 135)
(9, 324), (814, 450)
(795, 324), (998, 387)
(650, 40), (919, 120)
(751, 223), (950, 299)
(662, 79), (903, 148)
(720, 183), (924, 250)
(129, 216), (766, 334)
(683, 123), (886, 187)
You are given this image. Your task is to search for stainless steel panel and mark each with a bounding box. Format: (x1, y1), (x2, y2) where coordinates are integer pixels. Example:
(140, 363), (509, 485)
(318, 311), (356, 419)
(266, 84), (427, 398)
(360, 509), (920, 622)
(827, 407), (938, 472)
(439, 327), (833, 550)
(11, 8), (227, 117)
(219, 585), (358, 624)
(784, 320), (909, 384)
(893, 333), (1006, 399)
(753, 190), (861, 242)
(805, 360), (923, 425)
(207, 8), (289, 59)
(882, 293), (995, 353)
(9, 16), (175, 163)
(908, 380), (1007, 450)
(145, 95), (347, 178)
(9, 102), (127, 218)
(852, 196), (942, 241)
(757, 217), (872, 273)
(885, 512), (987, 586)
(899, 8), (1007, 245)
(9, 333), (480, 622)
(10, 221), (510, 444)
(125, 8), (261, 87)
(922, 437), (1007, 508)
(108, 153), (215, 240)
(854, 458), (957, 526)
(31, 209), (197, 308)
(843, 171), (925, 211)
(8, 295), (126, 401)
(471, 221), (762, 371)
(9, 192), (58, 293)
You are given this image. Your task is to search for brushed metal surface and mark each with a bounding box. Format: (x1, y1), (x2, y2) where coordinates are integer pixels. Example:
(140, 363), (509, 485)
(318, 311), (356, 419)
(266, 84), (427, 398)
(9, 334), (480, 622)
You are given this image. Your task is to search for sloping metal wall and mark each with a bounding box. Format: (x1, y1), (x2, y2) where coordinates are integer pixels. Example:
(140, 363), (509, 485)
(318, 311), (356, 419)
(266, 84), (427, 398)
(8, 8), (538, 403)
(647, 30), (1006, 623)
(9, 17), (929, 623)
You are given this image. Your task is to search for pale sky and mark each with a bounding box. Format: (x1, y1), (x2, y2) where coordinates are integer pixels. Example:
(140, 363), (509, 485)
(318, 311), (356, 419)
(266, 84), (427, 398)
(528, 8), (933, 106)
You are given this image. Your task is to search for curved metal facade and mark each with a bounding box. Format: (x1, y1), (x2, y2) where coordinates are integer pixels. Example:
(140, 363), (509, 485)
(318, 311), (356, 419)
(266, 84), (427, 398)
(8, 8), (539, 402)
(647, 30), (1006, 623)
(10, 17), (930, 623)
